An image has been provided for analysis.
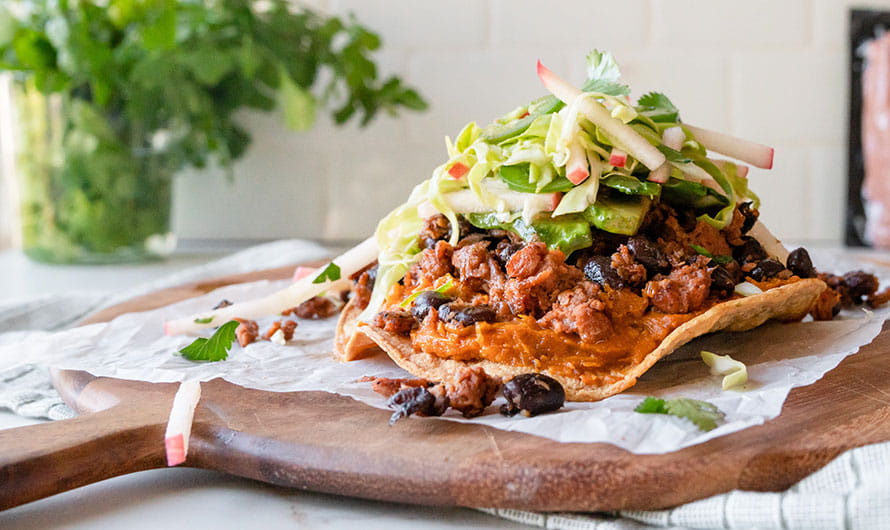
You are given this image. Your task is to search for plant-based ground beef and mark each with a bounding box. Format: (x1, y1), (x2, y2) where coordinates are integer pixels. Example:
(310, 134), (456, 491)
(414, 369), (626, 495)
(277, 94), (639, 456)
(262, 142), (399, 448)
(352, 204), (886, 368)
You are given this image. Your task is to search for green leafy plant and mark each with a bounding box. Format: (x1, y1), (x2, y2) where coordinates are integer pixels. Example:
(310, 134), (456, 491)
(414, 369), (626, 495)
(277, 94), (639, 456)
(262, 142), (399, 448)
(0, 0), (426, 168)
(0, 0), (426, 263)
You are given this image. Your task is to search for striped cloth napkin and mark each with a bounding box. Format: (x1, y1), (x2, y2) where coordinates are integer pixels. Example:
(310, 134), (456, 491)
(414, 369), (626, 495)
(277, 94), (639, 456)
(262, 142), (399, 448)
(1, 241), (887, 530)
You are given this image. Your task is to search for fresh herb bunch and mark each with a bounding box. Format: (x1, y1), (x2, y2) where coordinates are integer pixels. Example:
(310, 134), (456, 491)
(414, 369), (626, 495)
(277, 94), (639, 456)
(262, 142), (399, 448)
(0, 0), (427, 171)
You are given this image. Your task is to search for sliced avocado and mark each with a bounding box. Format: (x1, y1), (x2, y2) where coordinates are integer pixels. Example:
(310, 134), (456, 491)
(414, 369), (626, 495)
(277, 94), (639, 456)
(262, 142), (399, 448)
(583, 194), (652, 236)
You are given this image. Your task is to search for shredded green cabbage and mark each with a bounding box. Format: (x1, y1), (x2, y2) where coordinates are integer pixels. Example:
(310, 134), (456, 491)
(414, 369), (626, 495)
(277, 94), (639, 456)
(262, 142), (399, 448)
(360, 51), (767, 318)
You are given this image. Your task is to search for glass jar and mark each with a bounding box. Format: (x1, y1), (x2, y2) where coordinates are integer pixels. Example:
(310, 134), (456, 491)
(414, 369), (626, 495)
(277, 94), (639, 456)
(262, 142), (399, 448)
(5, 76), (177, 264)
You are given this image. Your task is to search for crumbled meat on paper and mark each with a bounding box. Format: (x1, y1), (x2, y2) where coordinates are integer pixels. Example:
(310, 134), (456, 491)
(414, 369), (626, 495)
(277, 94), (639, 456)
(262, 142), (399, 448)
(810, 288), (842, 321)
(233, 318), (259, 347)
(444, 366), (501, 418)
(365, 367), (500, 421)
(264, 320), (298, 341)
(868, 287), (890, 308)
(357, 376), (431, 397)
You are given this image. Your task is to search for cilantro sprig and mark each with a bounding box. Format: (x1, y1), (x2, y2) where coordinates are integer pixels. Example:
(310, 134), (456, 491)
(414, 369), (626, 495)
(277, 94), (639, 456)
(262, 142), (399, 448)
(583, 50), (630, 97)
(637, 92), (680, 123)
(312, 263), (341, 284)
(179, 320), (240, 362)
(634, 396), (725, 431)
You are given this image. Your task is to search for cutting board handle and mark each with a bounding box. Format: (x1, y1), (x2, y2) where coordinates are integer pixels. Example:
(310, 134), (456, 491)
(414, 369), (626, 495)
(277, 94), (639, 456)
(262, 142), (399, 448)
(0, 406), (167, 510)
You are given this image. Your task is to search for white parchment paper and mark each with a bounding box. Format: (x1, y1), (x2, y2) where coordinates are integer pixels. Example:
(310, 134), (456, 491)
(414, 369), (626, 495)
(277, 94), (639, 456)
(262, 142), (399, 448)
(1, 248), (888, 454)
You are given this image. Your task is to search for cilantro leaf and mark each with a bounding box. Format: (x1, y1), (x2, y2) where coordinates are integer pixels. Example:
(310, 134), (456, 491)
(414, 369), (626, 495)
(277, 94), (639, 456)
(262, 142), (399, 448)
(634, 396), (667, 414)
(690, 244), (733, 265)
(664, 398), (724, 432)
(312, 262), (341, 284)
(585, 50), (622, 82)
(179, 320), (239, 362)
(637, 92), (680, 122)
(582, 50), (629, 97)
(634, 396), (725, 431)
(193, 317), (214, 324)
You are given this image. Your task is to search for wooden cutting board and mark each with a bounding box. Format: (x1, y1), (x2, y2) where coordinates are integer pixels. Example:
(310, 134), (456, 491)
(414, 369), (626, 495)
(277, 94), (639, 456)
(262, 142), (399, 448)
(2, 264), (890, 512)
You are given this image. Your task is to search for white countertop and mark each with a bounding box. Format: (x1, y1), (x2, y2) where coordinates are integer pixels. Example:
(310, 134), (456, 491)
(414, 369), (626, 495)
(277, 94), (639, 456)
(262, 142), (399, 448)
(0, 247), (525, 530)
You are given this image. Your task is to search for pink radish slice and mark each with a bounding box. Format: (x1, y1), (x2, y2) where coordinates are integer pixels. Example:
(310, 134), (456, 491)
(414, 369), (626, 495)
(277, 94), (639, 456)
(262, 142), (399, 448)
(566, 141), (590, 184)
(447, 162), (469, 179)
(548, 192), (563, 211)
(292, 266), (317, 282)
(683, 124), (774, 169)
(165, 237), (377, 335)
(165, 381), (202, 467)
(648, 163), (670, 183)
(609, 148), (627, 168)
(536, 60), (666, 171)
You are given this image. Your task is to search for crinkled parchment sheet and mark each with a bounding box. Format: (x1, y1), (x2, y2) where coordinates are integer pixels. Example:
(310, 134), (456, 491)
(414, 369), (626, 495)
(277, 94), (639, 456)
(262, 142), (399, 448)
(2, 249), (888, 454)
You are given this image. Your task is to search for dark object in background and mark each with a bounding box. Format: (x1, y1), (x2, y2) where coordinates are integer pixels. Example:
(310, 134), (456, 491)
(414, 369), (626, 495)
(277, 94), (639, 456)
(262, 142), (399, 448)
(848, 10), (890, 246)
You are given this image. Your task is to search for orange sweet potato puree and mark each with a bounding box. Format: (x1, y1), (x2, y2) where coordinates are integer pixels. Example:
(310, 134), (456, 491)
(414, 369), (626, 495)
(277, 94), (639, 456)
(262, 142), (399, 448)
(411, 313), (698, 386)
(389, 273), (802, 387)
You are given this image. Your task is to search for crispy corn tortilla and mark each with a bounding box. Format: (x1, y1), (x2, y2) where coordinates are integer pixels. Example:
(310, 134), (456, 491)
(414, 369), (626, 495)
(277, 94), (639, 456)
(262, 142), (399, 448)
(334, 297), (383, 361)
(343, 279), (826, 401)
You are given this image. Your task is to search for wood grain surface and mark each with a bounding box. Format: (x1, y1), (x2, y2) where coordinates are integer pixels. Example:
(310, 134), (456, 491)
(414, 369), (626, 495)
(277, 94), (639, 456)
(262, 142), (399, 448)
(2, 264), (890, 512)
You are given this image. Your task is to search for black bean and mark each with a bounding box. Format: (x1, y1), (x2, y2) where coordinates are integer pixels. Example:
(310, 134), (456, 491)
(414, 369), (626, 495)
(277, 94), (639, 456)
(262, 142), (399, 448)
(733, 237), (768, 264)
(387, 387), (442, 425)
(494, 239), (523, 267)
(786, 247), (816, 279)
(748, 258), (785, 281)
(710, 266), (735, 297)
(500, 373), (565, 417)
(627, 236), (670, 275)
(411, 291), (453, 321)
(844, 271), (879, 302)
(438, 303), (497, 326)
(738, 201), (758, 234)
(584, 255), (623, 288)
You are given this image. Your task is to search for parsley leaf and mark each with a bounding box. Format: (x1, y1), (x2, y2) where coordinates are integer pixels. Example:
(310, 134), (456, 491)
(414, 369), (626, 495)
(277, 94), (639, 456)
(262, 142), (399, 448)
(637, 92), (680, 122)
(690, 244), (733, 265)
(634, 396), (668, 414)
(664, 399), (724, 431)
(585, 50), (622, 82)
(312, 262), (341, 284)
(179, 320), (239, 362)
(582, 50), (629, 97)
(635, 396), (725, 431)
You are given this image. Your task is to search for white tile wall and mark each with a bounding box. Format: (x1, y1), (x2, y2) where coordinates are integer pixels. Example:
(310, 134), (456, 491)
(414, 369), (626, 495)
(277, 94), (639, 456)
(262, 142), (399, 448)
(84, 0), (890, 244)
